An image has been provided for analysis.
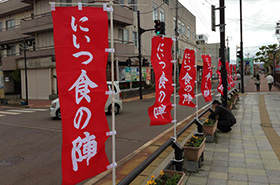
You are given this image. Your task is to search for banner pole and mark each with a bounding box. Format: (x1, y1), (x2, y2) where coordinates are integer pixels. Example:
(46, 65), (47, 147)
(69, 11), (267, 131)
(109, 1), (116, 185)
(173, 41), (177, 139)
(195, 52), (198, 119)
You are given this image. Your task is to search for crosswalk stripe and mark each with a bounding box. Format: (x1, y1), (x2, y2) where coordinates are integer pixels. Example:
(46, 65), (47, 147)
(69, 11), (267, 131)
(7, 110), (35, 113)
(0, 114), (5, 117)
(0, 111), (20, 115)
(25, 108), (48, 112)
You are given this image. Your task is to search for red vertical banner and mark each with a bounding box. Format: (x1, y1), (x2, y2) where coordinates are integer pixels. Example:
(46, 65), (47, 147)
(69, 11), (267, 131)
(52, 7), (110, 184)
(179, 49), (196, 107)
(148, 36), (173, 126)
(226, 61), (232, 90)
(229, 64), (235, 88)
(216, 59), (224, 95)
(201, 55), (212, 102)
(234, 65), (237, 83)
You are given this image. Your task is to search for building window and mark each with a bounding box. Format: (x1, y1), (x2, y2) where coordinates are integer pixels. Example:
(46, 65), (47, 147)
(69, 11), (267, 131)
(7, 45), (16, 56)
(153, 3), (159, 20)
(6, 19), (15, 30)
(118, 28), (124, 43)
(133, 31), (138, 47)
(124, 29), (129, 44)
(0, 22), (2, 31)
(163, 0), (169, 5)
(118, 0), (124, 6)
(118, 28), (129, 44)
(128, 0), (137, 11)
(173, 17), (176, 30)
(187, 26), (190, 39)
(178, 20), (182, 34)
(182, 22), (186, 35)
(159, 8), (165, 22)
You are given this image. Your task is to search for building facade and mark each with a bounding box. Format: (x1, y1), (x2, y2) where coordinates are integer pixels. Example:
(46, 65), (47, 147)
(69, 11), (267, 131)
(0, 0), (198, 100)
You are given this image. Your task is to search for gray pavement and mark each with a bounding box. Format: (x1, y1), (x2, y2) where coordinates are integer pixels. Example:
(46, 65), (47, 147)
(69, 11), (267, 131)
(183, 92), (280, 185)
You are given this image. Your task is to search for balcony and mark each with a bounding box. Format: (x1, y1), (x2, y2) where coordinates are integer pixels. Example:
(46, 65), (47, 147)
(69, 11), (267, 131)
(1, 55), (17, 71)
(0, 26), (33, 44)
(113, 5), (134, 26)
(0, 0), (32, 18)
(20, 12), (53, 35)
(20, 3), (133, 35)
(113, 39), (135, 60)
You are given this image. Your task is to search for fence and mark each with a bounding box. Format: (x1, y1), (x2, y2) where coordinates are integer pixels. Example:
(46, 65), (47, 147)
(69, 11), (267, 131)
(118, 107), (211, 185)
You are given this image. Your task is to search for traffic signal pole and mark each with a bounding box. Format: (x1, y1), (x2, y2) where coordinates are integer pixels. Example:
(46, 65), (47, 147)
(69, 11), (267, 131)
(219, 0), (228, 107)
(137, 11), (143, 100)
(137, 11), (160, 100)
(240, 0), (244, 93)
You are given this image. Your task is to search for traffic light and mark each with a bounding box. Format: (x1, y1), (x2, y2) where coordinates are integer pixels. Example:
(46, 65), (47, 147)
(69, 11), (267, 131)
(159, 22), (165, 35)
(236, 50), (242, 59)
(154, 20), (161, 35)
(126, 58), (132, 66)
(211, 5), (216, 32)
(143, 58), (148, 66)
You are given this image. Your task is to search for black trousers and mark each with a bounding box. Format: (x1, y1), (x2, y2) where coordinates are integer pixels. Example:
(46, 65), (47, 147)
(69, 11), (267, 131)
(218, 120), (232, 132)
(268, 83), (272, 91)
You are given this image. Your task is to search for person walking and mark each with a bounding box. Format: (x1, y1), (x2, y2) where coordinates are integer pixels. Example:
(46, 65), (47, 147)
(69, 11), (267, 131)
(266, 73), (274, 91)
(255, 74), (260, 91)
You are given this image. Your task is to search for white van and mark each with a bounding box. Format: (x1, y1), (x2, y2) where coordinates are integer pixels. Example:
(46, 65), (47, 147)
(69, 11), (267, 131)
(50, 81), (122, 119)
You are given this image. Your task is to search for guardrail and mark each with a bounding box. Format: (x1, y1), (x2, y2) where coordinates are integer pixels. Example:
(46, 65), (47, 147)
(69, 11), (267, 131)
(118, 107), (211, 185)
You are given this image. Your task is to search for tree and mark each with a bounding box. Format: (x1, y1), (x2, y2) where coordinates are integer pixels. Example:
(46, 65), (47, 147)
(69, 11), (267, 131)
(254, 44), (279, 73)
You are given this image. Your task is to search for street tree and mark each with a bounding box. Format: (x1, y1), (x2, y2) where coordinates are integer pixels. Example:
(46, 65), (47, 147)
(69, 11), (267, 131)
(254, 44), (279, 73)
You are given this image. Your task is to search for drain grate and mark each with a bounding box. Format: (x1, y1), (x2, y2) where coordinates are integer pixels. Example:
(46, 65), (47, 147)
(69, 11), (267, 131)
(0, 157), (24, 167)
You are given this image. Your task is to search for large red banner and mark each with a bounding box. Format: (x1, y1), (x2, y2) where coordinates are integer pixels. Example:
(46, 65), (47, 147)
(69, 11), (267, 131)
(216, 59), (224, 95)
(201, 55), (212, 102)
(179, 49), (196, 107)
(148, 36), (173, 126)
(52, 7), (110, 184)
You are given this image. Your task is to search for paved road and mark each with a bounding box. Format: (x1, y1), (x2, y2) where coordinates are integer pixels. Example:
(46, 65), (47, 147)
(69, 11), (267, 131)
(0, 82), (226, 185)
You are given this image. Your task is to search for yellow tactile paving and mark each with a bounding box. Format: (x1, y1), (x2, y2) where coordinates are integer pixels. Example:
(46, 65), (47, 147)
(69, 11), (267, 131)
(259, 95), (280, 161)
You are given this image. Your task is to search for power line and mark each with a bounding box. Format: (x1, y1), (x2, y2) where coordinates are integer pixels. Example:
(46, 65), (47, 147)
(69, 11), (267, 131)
(140, 2), (165, 14)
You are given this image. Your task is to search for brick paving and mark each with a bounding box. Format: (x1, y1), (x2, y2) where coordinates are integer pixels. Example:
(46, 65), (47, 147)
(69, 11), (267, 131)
(184, 92), (280, 185)
(244, 74), (280, 92)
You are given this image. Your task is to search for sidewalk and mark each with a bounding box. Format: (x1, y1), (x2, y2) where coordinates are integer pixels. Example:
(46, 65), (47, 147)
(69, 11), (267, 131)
(182, 92), (280, 185)
(245, 74), (280, 92)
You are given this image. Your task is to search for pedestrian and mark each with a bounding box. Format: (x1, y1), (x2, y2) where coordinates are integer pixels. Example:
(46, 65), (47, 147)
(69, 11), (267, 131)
(255, 74), (260, 91)
(266, 73), (274, 91)
(208, 100), (236, 133)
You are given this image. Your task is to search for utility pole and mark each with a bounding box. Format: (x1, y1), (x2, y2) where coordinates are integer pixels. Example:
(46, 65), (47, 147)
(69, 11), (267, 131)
(219, 0), (227, 107)
(137, 11), (143, 100)
(240, 0), (244, 93)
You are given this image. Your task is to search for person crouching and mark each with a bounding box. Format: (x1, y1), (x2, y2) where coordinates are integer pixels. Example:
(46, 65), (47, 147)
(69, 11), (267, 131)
(208, 100), (236, 132)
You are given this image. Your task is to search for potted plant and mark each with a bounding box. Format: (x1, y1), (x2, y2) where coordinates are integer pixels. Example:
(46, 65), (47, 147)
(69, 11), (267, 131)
(203, 118), (217, 135)
(183, 135), (206, 161)
(146, 170), (185, 185)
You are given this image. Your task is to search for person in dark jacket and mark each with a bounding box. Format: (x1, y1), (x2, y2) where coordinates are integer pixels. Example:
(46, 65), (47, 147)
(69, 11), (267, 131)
(208, 100), (236, 132)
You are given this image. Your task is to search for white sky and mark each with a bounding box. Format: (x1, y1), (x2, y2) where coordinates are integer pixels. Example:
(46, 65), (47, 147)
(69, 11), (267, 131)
(179, 0), (280, 63)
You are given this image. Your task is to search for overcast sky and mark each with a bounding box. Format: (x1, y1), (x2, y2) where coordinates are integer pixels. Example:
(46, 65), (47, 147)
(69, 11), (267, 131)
(179, 0), (280, 63)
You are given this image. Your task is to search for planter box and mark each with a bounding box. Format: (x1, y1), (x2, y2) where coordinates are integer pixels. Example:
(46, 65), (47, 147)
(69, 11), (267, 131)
(203, 121), (217, 135)
(183, 138), (206, 161)
(156, 170), (185, 185)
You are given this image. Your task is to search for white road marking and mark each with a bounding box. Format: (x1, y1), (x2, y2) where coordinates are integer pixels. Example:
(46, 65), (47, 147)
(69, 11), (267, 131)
(7, 110), (35, 113)
(0, 114), (5, 117)
(0, 122), (62, 133)
(25, 108), (48, 112)
(0, 111), (20, 115)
